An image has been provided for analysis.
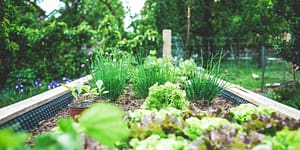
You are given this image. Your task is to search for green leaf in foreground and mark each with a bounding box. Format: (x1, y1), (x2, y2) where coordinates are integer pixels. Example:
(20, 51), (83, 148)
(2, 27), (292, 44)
(34, 119), (82, 150)
(34, 133), (81, 150)
(0, 127), (29, 150)
(78, 103), (130, 147)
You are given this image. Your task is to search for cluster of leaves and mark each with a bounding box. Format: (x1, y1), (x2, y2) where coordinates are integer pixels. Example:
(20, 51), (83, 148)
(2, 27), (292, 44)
(0, 103), (130, 150)
(229, 104), (274, 124)
(119, 29), (161, 56)
(229, 104), (300, 137)
(63, 80), (108, 103)
(127, 104), (300, 149)
(0, 1), (127, 102)
(129, 134), (189, 150)
(141, 82), (189, 110)
(261, 127), (300, 150)
(1, 20), (95, 89)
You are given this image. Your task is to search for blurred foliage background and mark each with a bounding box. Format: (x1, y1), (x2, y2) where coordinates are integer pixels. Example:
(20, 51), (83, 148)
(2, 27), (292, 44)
(0, 0), (299, 90)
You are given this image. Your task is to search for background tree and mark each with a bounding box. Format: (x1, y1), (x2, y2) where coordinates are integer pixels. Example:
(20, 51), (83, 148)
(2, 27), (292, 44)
(273, 0), (300, 66)
(0, 0), (44, 88)
(137, 0), (286, 67)
(57, 0), (125, 30)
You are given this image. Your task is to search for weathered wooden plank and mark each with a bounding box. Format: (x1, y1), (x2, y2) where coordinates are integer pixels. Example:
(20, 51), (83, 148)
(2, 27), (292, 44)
(226, 84), (300, 119)
(0, 75), (91, 125)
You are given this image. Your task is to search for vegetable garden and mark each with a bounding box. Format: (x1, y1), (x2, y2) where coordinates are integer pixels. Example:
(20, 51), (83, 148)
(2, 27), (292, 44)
(1, 0), (300, 149)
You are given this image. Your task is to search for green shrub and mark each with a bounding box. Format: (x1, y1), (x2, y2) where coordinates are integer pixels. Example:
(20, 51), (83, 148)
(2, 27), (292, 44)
(131, 56), (176, 99)
(273, 86), (297, 101)
(91, 55), (131, 101)
(141, 82), (189, 110)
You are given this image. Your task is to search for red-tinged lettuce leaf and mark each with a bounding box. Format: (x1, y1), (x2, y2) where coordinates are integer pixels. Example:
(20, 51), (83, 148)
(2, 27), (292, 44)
(78, 103), (130, 147)
(241, 112), (300, 135)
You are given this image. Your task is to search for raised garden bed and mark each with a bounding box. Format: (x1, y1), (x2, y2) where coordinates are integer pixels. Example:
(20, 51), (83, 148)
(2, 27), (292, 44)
(1, 79), (300, 149)
(1, 56), (300, 149)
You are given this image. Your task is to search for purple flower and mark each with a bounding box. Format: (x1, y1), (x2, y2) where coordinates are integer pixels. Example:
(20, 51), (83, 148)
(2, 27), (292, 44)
(63, 77), (72, 83)
(16, 83), (24, 94)
(78, 76), (83, 79)
(48, 81), (56, 90)
(17, 77), (23, 82)
(55, 80), (61, 87)
(33, 79), (42, 87)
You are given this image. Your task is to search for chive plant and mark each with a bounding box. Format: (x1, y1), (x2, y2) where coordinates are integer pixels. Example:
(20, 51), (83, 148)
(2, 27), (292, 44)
(184, 51), (227, 102)
(91, 54), (132, 101)
(131, 56), (177, 99)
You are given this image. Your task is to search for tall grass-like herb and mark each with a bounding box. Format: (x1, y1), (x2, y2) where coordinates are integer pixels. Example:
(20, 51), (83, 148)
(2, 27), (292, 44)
(91, 54), (131, 101)
(131, 56), (176, 99)
(184, 51), (227, 102)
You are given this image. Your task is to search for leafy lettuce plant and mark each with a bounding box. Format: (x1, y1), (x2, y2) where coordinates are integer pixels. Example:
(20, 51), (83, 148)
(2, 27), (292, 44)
(230, 104), (274, 124)
(128, 107), (183, 123)
(183, 117), (239, 140)
(258, 127), (300, 150)
(129, 134), (189, 150)
(128, 108), (185, 139)
(141, 82), (189, 110)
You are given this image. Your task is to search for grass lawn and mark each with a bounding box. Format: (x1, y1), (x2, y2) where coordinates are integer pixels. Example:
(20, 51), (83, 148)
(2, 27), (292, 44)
(219, 59), (300, 109)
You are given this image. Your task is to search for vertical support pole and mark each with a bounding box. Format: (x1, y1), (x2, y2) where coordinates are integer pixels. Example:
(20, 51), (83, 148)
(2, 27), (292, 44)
(163, 29), (172, 58)
(185, 6), (191, 57)
(245, 48), (248, 72)
(261, 46), (265, 91)
(294, 68), (296, 82)
(282, 60), (286, 80)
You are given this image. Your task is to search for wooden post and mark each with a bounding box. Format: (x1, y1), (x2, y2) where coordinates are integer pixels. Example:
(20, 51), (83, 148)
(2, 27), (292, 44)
(185, 6), (191, 57)
(163, 29), (172, 58)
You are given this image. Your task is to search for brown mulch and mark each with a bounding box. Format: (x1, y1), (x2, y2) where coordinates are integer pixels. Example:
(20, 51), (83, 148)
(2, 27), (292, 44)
(28, 86), (236, 145)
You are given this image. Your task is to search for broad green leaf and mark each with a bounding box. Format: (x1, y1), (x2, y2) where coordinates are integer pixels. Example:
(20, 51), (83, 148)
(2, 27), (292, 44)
(75, 83), (83, 94)
(57, 118), (77, 133)
(82, 85), (91, 93)
(78, 103), (130, 147)
(34, 119), (82, 150)
(62, 84), (75, 92)
(96, 80), (104, 89)
(0, 127), (29, 150)
(34, 133), (81, 150)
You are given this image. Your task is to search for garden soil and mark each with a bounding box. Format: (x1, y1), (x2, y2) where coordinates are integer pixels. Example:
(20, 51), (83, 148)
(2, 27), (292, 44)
(28, 85), (235, 146)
